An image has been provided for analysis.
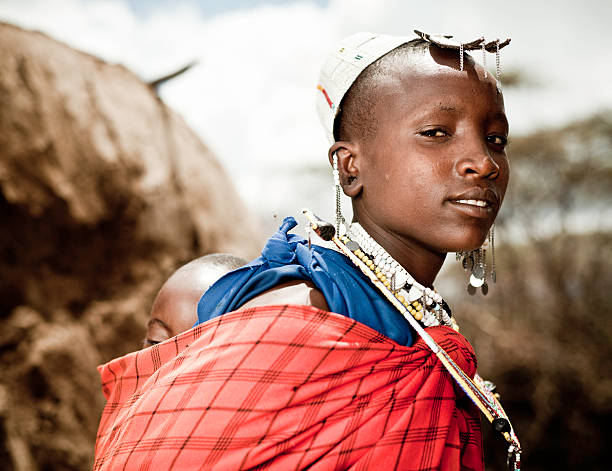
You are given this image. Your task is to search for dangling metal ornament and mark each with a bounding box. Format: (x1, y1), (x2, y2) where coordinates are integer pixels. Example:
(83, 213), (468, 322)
(482, 43), (488, 78)
(394, 270), (408, 288)
(332, 153), (346, 236)
(413, 30), (510, 85)
(494, 39), (502, 84)
(473, 262), (485, 279)
(490, 223), (497, 283)
(470, 274), (485, 287)
(457, 226), (497, 295)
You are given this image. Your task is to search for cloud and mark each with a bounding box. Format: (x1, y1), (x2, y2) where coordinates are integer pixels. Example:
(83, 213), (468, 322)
(1, 0), (611, 225)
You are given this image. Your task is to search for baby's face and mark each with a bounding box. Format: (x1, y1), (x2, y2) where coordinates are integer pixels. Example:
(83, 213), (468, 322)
(353, 47), (509, 253)
(143, 263), (235, 347)
(143, 285), (201, 347)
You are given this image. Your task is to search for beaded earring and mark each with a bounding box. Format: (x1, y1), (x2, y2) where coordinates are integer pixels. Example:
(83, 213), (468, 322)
(456, 224), (496, 295)
(332, 152), (346, 236)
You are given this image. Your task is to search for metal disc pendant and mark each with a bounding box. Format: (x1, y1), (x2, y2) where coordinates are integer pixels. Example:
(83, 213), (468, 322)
(467, 284), (477, 295)
(473, 264), (485, 279)
(408, 285), (422, 302)
(346, 240), (361, 252)
(465, 256), (474, 271)
(469, 274), (484, 287)
(394, 271), (408, 287)
(481, 281), (489, 295)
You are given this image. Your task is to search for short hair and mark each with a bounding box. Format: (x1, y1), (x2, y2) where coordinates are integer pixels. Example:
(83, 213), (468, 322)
(334, 39), (446, 142)
(192, 253), (246, 271)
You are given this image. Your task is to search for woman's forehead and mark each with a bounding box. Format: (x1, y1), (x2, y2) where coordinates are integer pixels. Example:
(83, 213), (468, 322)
(378, 59), (504, 110)
(363, 71), (507, 140)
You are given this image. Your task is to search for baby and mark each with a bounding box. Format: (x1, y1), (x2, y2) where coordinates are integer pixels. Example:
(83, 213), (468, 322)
(143, 253), (246, 347)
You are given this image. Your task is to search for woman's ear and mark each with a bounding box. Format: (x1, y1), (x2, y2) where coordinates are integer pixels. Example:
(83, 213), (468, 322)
(328, 141), (363, 198)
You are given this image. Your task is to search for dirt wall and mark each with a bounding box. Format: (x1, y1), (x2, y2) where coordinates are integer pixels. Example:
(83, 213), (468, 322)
(0, 22), (262, 470)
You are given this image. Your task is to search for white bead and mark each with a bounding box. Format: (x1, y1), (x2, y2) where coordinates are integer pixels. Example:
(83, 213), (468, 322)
(394, 271), (408, 287)
(408, 285), (422, 302)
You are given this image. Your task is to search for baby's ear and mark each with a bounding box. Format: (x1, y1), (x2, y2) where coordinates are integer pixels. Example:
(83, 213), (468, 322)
(328, 142), (362, 198)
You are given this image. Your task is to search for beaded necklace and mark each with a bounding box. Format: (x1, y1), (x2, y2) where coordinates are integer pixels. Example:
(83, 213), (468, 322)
(347, 222), (453, 329)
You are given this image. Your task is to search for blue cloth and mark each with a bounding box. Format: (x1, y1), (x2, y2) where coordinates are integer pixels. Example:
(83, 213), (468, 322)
(196, 217), (415, 346)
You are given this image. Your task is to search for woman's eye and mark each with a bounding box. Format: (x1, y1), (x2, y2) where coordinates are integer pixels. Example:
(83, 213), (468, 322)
(420, 129), (447, 137)
(143, 339), (161, 348)
(488, 135), (508, 146)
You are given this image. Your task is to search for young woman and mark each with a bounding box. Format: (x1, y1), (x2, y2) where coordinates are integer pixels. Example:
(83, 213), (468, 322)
(95, 32), (517, 471)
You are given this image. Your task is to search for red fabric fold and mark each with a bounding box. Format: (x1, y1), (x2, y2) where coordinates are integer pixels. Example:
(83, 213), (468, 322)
(94, 305), (483, 470)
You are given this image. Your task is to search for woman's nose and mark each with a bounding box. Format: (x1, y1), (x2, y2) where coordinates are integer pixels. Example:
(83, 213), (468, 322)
(454, 137), (500, 180)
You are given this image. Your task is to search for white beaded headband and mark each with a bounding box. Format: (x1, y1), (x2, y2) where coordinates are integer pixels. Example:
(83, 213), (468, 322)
(315, 30), (511, 144)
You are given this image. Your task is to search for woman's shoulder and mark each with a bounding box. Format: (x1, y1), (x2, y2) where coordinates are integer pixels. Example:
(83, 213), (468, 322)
(237, 279), (330, 311)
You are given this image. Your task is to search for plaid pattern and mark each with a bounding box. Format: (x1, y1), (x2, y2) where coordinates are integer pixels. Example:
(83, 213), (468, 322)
(95, 305), (483, 470)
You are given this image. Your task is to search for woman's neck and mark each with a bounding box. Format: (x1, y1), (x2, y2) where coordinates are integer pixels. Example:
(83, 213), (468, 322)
(351, 216), (447, 288)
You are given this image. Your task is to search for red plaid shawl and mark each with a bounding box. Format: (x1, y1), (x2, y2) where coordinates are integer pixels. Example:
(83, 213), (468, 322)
(95, 305), (483, 470)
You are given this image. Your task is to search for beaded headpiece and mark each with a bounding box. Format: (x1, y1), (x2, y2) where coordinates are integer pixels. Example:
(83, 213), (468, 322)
(316, 32), (410, 144)
(315, 30), (510, 144)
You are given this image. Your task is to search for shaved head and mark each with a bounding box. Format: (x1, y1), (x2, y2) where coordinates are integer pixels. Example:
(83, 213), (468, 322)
(144, 253), (246, 347)
(334, 39), (480, 144)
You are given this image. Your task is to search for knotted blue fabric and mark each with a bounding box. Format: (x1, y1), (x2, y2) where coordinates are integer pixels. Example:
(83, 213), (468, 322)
(196, 217), (415, 346)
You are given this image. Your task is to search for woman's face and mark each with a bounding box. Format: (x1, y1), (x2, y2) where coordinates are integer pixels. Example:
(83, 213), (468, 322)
(352, 50), (509, 254)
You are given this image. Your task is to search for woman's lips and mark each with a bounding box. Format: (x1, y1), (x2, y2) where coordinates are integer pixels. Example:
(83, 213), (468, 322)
(454, 199), (488, 207)
(447, 199), (494, 219)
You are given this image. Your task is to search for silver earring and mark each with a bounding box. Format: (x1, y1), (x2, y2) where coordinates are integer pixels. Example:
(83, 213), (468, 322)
(490, 223), (496, 283)
(332, 153), (345, 236)
(459, 42), (464, 71)
(457, 225), (496, 295)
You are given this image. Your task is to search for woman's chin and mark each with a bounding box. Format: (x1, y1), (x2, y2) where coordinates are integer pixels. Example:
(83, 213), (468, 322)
(444, 234), (489, 253)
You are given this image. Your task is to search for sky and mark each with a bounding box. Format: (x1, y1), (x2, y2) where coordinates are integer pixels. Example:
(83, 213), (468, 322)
(123, 0), (329, 16)
(1, 0), (611, 229)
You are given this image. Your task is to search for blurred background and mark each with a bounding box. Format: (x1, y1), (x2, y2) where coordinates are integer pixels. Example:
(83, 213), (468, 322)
(0, 0), (610, 469)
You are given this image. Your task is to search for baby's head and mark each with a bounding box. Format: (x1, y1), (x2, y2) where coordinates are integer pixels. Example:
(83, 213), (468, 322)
(143, 253), (246, 347)
(318, 32), (510, 253)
